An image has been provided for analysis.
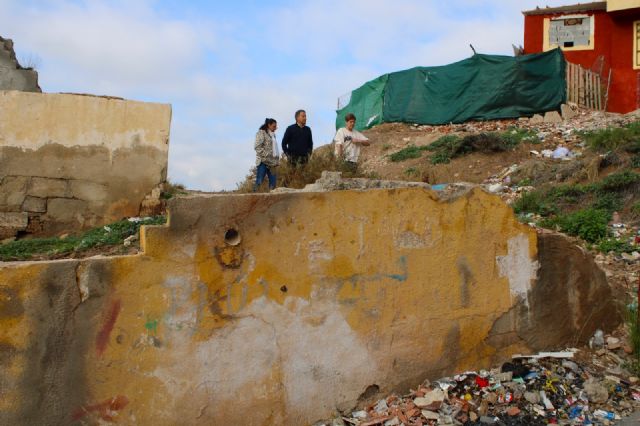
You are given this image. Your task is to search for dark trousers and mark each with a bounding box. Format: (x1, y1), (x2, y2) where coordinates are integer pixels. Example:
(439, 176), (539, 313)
(254, 163), (276, 191)
(288, 154), (309, 166)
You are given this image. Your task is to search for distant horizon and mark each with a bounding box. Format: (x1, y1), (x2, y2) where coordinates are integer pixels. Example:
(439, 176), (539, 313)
(1, 0), (571, 191)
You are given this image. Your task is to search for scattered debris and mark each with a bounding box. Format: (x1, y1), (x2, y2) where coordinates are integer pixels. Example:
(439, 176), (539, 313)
(321, 348), (640, 425)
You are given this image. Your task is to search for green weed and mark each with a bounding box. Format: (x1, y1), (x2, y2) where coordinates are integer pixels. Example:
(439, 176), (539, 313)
(555, 208), (609, 243)
(0, 216), (166, 261)
(512, 191), (557, 216)
(597, 238), (635, 254)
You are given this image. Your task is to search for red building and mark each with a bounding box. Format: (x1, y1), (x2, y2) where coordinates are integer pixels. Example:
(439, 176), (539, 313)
(523, 1), (640, 113)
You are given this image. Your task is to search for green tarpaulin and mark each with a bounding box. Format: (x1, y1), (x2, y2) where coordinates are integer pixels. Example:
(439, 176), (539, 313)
(336, 49), (566, 131)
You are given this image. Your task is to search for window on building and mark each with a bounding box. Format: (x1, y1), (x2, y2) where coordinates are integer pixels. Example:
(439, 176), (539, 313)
(549, 15), (592, 48)
(635, 21), (640, 69)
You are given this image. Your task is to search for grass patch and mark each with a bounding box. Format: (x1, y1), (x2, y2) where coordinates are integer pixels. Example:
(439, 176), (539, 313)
(389, 145), (429, 162)
(0, 216), (166, 261)
(404, 167), (420, 177)
(514, 171), (640, 218)
(583, 121), (640, 152)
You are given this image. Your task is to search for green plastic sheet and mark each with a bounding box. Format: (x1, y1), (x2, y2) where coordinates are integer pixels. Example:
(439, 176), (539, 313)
(336, 49), (566, 131)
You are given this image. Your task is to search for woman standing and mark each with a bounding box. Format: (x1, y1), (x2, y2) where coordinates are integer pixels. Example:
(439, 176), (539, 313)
(254, 118), (280, 191)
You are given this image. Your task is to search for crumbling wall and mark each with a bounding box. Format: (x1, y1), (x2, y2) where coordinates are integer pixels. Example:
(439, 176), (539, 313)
(0, 185), (617, 425)
(0, 91), (171, 237)
(0, 36), (40, 92)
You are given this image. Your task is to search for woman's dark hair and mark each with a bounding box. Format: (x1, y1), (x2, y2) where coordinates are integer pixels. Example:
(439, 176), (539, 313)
(259, 118), (277, 131)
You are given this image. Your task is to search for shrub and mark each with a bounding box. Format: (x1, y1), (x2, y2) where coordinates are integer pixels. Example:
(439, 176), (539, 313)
(556, 208), (609, 243)
(426, 131), (528, 165)
(425, 135), (461, 151)
(596, 170), (640, 191)
(592, 192), (623, 214)
(236, 148), (371, 192)
(430, 151), (453, 165)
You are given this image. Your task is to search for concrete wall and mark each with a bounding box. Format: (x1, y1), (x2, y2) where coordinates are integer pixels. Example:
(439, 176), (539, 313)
(0, 91), (171, 237)
(0, 36), (40, 92)
(0, 185), (617, 425)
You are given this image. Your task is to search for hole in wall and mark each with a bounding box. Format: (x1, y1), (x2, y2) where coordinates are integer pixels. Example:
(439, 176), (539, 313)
(280, 285), (288, 293)
(224, 228), (241, 246)
(358, 384), (380, 403)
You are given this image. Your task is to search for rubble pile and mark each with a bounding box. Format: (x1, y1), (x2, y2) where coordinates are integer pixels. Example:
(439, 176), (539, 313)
(323, 347), (640, 426)
(410, 107), (639, 139)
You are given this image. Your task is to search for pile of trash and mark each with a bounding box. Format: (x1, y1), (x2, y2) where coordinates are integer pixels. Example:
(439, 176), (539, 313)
(323, 347), (640, 426)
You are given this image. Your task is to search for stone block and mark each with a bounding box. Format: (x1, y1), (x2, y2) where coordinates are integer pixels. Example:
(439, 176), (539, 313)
(28, 177), (69, 198)
(530, 114), (544, 124)
(0, 211), (28, 228)
(22, 196), (47, 213)
(46, 198), (88, 223)
(0, 176), (28, 210)
(543, 111), (563, 123)
(68, 180), (108, 202)
(561, 104), (576, 120)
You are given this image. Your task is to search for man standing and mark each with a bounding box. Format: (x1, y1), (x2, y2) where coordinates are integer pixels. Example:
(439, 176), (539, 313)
(282, 109), (313, 165)
(334, 113), (370, 171)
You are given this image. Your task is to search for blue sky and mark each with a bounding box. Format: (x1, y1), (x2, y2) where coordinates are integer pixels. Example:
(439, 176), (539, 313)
(1, 0), (570, 190)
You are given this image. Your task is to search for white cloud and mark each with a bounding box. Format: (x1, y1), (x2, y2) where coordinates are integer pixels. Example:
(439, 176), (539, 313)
(2, 0), (573, 191)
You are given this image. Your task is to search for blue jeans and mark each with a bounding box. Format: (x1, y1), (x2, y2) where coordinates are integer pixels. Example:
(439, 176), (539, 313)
(254, 163), (276, 191)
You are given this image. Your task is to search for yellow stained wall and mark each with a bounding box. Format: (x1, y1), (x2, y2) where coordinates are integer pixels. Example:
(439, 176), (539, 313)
(0, 91), (171, 152)
(0, 187), (563, 425)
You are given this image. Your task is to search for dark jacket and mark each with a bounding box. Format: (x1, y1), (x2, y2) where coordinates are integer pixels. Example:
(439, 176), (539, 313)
(282, 124), (313, 157)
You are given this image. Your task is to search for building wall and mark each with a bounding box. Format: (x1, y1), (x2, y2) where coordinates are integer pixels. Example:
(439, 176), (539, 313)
(0, 187), (617, 425)
(524, 9), (640, 113)
(0, 91), (171, 236)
